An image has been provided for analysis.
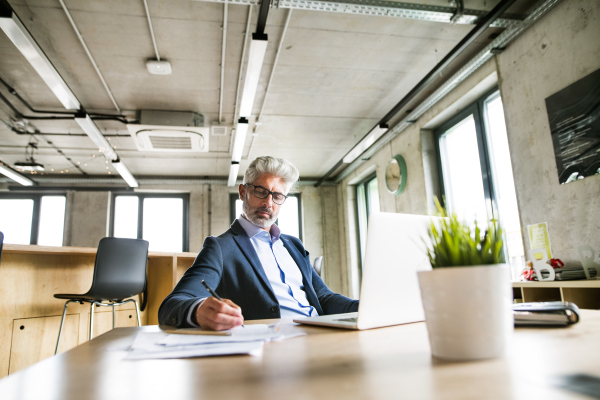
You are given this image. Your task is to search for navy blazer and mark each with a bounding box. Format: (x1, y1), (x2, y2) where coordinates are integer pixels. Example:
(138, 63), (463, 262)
(158, 220), (359, 327)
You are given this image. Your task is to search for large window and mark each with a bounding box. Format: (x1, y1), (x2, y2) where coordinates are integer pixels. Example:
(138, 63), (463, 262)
(0, 193), (66, 246)
(229, 192), (303, 240)
(110, 193), (189, 252)
(435, 88), (524, 278)
(356, 173), (380, 274)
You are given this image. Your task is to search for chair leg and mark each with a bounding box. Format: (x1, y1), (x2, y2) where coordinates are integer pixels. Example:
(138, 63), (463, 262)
(133, 299), (142, 327)
(55, 300), (73, 355)
(89, 302), (96, 341)
(112, 304), (116, 329)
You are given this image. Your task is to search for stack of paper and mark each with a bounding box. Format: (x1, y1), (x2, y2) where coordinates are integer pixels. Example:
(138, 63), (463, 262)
(125, 324), (305, 360)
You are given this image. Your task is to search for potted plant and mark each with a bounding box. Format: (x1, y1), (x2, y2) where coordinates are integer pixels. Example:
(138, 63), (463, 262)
(418, 199), (513, 361)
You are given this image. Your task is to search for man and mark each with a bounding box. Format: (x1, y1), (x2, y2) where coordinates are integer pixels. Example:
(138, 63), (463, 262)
(158, 156), (358, 330)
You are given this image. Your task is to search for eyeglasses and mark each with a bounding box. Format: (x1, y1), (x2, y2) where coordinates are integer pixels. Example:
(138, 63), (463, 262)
(245, 184), (288, 205)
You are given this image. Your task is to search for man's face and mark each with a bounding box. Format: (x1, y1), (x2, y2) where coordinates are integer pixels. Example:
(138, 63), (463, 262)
(239, 174), (286, 230)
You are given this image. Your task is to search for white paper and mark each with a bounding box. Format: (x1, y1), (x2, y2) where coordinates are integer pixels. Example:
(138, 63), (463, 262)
(158, 331), (305, 346)
(167, 323), (279, 337)
(125, 332), (263, 360)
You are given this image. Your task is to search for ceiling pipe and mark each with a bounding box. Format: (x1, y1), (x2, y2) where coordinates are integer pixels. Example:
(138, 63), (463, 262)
(143, 0), (161, 61)
(218, 1), (229, 123)
(314, 0), (518, 187)
(58, 0), (121, 112)
(255, 0), (270, 36)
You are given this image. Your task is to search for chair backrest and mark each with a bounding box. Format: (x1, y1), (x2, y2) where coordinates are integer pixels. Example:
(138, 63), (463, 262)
(0, 231), (3, 266)
(86, 237), (149, 301)
(313, 256), (323, 277)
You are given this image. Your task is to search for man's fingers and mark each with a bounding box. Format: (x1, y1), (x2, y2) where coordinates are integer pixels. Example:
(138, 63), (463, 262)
(223, 299), (242, 312)
(205, 297), (242, 316)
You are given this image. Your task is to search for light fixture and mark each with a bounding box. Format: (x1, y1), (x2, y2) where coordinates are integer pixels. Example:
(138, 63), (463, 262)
(343, 124), (389, 164)
(228, 162), (240, 187)
(112, 160), (139, 188)
(238, 34), (268, 118)
(0, 162), (35, 186)
(146, 59), (172, 75)
(74, 113), (118, 160)
(0, 8), (80, 110)
(231, 118), (249, 162)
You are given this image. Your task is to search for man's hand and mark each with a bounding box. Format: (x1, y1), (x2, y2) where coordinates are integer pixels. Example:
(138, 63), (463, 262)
(195, 297), (244, 331)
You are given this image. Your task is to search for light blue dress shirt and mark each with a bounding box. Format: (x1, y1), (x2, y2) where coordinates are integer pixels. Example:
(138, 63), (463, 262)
(187, 216), (317, 326)
(237, 215), (318, 319)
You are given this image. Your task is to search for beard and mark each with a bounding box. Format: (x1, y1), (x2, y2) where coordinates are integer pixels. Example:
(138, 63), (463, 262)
(242, 193), (279, 228)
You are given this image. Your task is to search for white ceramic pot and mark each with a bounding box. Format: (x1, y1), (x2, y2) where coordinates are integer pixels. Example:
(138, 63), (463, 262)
(417, 264), (513, 361)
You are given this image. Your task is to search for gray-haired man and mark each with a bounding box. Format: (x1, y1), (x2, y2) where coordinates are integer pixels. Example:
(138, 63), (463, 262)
(158, 156), (359, 330)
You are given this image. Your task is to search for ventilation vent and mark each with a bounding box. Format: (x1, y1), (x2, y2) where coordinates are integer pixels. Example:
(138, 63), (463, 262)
(149, 135), (192, 150)
(212, 125), (228, 136)
(126, 126), (209, 152)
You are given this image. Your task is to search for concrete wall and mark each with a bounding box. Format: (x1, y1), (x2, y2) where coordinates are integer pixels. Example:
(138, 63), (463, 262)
(328, 0), (600, 291)
(63, 191), (110, 248)
(495, 0), (600, 265)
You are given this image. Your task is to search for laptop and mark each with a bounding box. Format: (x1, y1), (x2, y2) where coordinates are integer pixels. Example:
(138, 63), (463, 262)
(294, 212), (438, 330)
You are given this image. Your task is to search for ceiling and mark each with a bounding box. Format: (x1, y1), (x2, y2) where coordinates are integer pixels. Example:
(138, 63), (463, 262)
(0, 0), (537, 182)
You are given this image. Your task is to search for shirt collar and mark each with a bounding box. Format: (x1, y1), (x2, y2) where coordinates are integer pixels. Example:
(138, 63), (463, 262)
(237, 214), (281, 241)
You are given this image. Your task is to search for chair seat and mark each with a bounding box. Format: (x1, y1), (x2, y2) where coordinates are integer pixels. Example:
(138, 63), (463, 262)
(54, 293), (124, 302)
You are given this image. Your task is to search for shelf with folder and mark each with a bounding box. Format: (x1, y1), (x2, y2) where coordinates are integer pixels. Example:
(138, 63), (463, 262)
(512, 280), (600, 309)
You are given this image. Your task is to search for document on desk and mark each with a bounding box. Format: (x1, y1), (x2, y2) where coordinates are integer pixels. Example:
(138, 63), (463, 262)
(125, 325), (305, 360)
(125, 332), (264, 360)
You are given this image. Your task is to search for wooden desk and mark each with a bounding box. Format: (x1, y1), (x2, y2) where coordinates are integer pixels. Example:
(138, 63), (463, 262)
(0, 312), (598, 399)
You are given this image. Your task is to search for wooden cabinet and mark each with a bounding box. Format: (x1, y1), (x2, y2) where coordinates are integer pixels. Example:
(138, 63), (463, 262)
(0, 244), (197, 377)
(9, 315), (79, 374)
(512, 280), (600, 309)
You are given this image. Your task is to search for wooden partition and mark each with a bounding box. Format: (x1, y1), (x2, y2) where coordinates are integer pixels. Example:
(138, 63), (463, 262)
(0, 244), (197, 377)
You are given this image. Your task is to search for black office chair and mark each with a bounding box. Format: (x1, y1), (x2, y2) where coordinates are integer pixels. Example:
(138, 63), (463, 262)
(313, 256), (323, 277)
(0, 231), (3, 266)
(54, 237), (149, 354)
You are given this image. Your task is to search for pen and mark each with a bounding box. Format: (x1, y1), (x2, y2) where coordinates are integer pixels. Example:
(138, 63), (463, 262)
(201, 280), (244, 327)
(201, 280), (222, 301)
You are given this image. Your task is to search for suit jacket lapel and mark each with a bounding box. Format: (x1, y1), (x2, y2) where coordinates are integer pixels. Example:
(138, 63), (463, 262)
(231, 221), (277, 302)
(282, 237), (322, 314)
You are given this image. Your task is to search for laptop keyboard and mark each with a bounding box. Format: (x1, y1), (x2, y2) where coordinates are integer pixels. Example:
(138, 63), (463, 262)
(334, 317), (357, 323)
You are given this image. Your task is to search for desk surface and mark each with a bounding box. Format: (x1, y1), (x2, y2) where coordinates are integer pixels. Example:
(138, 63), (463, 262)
(1, 312), (599, 400)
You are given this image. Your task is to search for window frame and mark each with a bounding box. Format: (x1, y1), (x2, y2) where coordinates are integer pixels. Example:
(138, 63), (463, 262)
(355, 172), (379, 279)
(0, 192), (66, 245)
(109, 192), (190, 252)
(229, 191), (303, 241)
(433, 87), (500, 221)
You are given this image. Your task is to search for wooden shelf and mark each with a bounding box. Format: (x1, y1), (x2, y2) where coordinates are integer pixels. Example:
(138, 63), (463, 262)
(512, 280), (600, 310)
(0, 244), (198, 378)
(512, 280), (600, 288)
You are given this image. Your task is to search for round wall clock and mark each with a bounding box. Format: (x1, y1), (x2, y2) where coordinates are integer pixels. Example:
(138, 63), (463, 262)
(385, 155), (407, 196)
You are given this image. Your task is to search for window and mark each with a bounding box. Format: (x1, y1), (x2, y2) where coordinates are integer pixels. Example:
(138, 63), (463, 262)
(0, 193), (66, 246)
(434, 88), (524, 278)
(229, 192), (303, 240)
(356, 173), (380, 273)
(110, 193), (189, 252)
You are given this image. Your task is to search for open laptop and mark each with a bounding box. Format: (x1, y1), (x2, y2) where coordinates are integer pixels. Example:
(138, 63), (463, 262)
(294, 212), (438, 330)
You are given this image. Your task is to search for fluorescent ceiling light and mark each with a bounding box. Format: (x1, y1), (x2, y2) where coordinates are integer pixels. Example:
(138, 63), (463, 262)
(343, 124), (389, 164)
(112, 160), (139, 188)
(238, 34), (268, 118)
(75, 114), (118, 160)
(228, 163), (240, 187)
(0, 162), (35, 186)
(0, 11), (80, 110)
(231, 119), (249, 162)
